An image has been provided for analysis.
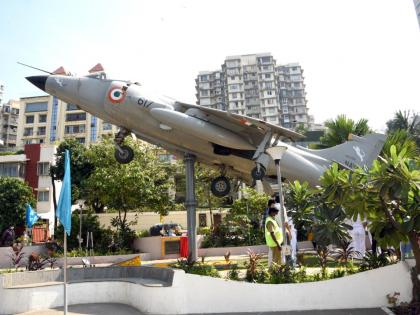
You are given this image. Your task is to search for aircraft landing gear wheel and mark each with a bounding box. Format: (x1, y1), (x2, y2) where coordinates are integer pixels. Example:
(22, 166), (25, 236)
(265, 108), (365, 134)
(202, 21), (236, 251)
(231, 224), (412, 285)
(211, 176), (231, 197)
(251, 165), (266, 180)
(114, 145), (134, 164)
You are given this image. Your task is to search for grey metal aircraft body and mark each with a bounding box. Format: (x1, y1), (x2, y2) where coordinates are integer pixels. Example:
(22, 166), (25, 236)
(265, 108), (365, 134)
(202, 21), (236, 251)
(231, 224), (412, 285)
(25, 67), (386, 196)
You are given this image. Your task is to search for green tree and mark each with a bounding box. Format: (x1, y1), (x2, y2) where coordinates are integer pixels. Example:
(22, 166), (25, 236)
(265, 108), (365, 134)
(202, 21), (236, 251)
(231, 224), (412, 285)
(386, 110), (420, 146)
(382, 129), (418, 160)
(50, 139), (93, 206)
(321, 146), (420, 301)
(83, 138), (175, 244)
(284, 180), (316, 239)
(319, 115), (370, 148)
(56, 210), (113, 253)
(0, 177), (36, 233)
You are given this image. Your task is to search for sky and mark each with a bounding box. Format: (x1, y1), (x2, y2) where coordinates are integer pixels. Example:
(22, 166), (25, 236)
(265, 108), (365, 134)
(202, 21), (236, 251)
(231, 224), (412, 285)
(1, 0), (419, 132)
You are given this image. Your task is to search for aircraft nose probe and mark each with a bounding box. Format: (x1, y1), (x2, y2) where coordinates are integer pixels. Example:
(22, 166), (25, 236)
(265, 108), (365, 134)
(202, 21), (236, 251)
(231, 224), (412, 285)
(25, 75), (48, 92)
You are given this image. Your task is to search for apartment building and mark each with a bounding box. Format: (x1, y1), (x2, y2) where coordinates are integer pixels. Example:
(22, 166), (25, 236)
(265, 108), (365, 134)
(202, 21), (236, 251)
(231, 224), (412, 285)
(17, 95), (118, 147)
(196, 53), (310, 129)
(0, 144), (61, 236)
(0, 100), (20, 147)
(276, 63), (309, 128)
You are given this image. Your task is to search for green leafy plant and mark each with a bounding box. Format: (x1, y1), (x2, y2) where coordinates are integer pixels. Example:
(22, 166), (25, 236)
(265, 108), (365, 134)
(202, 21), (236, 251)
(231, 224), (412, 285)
(175, 256), (220, 278)
(334, 240), (361, 265)
(329, 269), (346, 279)
(358, 251), (395, 272)
(226, 264), (240, 281)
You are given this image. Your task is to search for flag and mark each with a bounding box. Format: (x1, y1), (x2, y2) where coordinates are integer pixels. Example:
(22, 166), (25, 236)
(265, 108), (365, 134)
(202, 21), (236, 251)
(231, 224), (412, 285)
(56, 150), (72, 236)
(26, 204), (39, 228)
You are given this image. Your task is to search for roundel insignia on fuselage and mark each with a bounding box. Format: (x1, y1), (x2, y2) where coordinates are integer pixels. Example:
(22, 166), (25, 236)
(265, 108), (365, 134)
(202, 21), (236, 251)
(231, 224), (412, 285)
(108, 86), (126, 104)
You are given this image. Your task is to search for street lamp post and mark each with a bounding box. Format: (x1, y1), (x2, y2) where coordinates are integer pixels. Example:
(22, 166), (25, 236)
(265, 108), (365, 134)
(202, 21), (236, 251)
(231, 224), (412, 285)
(266, 146), (288, 246)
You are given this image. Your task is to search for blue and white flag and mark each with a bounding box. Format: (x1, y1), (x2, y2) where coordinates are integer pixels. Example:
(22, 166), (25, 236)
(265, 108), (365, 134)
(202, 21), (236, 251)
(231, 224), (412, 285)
(26, 204), (39, 228)
(56, 149), (72, 236)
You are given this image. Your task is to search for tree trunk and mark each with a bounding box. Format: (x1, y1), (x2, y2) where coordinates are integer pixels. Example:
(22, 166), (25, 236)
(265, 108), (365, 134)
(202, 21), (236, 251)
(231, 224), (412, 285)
(409, 231), (420, 302)
(208, 183), (213, 228)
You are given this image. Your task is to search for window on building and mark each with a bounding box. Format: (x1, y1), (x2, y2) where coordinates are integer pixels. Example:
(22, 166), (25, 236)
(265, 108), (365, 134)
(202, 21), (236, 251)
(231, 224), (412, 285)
(200, 90), (209, 97)
(37, 162), (50, 176)
(266, 98), (274, 105)
(66, 113), (86, 121)
(38, 114), (47, 123)
(24, 127), (33, 136)
(102, 123), (112, 130)
(232, 93), (237, 99)
(200, 75), (208, 82)
(26, 115), (34, 124)
(64, 124), (85, 134)
(0, 163), (20, 177)
(264, 74), (271, 79)
(259, 56), (271, 63)
(267, 90), (272, 96)
(66, 104), (80, 111)
(25, 102), (48, 112)
(37, 191), (49, 202)
(76, 138), (85, 144)
(37, 126), (46, 136)
(25, 140), (32, 144)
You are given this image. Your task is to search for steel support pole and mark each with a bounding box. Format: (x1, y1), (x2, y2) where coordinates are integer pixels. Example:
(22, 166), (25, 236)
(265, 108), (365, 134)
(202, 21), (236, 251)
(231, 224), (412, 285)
(274, 159), (286, 245)
(64, 231), (68, 315)
(184, 153), (197, 262)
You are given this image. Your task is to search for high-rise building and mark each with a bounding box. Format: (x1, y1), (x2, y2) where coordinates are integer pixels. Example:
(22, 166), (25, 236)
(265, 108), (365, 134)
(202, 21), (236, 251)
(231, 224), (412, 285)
(196, 53), (310, 129)
(414, 0), (420, 29)
(17, 95), (118, 147)
(0, 100), (20, 147)
(0, 82), (4, 104)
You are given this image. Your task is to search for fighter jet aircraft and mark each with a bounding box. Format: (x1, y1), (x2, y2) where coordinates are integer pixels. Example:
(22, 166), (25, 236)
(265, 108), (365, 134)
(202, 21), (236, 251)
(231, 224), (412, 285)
(25, 65), (386, 197)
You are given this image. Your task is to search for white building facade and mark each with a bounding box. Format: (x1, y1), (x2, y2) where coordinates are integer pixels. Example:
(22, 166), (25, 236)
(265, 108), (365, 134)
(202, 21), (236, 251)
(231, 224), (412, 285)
(0, 100), (20, 148)
(17, 95), (118, 147)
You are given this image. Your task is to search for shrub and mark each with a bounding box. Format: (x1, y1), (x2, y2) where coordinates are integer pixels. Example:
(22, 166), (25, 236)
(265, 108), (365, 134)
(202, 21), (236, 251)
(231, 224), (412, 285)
(226, 264), (240, 281)
(56, 211), (114, 254)
(269, 264), (308, 284)
(174, 257), (220, 278)
(358, 250), (395, 272)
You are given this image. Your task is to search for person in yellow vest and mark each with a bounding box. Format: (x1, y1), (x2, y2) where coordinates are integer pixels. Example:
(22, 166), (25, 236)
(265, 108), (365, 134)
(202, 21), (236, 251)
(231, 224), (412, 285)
(265, 207), (283, 267)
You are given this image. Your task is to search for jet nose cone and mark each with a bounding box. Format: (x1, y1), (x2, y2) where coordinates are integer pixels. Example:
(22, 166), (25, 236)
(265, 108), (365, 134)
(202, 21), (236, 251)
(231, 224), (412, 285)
(25, 75), (48, 91)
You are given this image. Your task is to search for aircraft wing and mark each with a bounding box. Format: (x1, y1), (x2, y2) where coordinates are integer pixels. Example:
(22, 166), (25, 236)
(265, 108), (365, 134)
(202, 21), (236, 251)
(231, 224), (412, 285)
(174, 101), (304, 147)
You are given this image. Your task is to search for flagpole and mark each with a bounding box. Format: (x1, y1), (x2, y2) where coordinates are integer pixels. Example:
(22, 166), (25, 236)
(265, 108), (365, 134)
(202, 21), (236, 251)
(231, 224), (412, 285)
(64, 231), (68, 315)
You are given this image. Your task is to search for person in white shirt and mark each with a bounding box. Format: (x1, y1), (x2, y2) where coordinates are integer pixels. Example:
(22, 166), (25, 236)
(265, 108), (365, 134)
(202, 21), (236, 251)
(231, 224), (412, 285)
(350, 215), (366, 257)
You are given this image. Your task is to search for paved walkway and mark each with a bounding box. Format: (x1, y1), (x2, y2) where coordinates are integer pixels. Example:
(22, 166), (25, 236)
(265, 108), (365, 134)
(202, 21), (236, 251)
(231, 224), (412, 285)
(17, 303), (142, 315)
(17, 303), (389, 315)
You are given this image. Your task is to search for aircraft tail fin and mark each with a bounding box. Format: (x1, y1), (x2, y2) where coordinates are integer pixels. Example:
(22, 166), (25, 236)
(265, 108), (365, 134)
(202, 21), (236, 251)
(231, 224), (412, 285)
(302, 133), (386, 170)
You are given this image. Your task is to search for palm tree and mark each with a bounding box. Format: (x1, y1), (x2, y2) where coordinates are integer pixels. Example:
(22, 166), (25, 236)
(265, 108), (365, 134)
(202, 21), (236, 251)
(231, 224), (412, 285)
(318, 115), (371, 148)
(386, 110), (420, 147)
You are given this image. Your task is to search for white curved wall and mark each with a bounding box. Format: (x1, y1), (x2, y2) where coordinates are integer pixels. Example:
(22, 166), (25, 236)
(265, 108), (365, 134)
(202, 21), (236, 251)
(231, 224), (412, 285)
(0, 262), (413, 314)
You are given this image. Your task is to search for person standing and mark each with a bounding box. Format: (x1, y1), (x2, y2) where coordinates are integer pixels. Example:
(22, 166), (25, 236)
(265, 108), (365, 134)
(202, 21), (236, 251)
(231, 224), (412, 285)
(265, 207), (283, 267)
(350, 215), (366, 257)
(262, 199), (276, 229)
